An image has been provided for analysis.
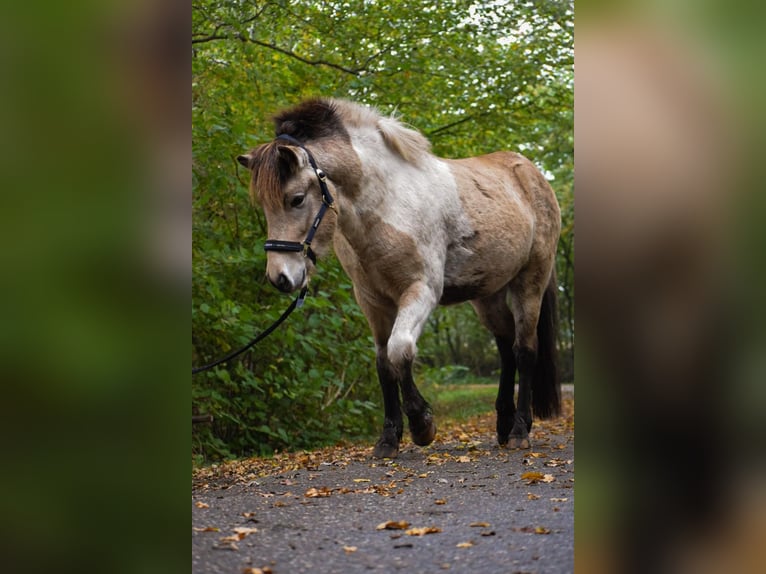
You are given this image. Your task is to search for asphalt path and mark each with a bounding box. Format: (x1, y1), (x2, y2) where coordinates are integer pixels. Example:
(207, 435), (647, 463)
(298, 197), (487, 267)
(192, 390), (573, 573)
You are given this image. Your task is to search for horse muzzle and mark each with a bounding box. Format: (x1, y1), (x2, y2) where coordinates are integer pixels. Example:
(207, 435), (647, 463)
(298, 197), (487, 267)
(267, 259), (307, 294)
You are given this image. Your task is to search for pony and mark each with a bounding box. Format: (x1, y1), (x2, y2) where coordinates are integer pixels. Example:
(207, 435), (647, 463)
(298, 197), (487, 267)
(237, 98), (561, 458)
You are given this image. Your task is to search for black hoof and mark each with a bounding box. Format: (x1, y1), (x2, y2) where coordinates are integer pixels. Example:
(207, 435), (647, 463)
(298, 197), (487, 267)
(410, 413), (436, 447)
(373, 439), (399, 459)
(497, 414), (513, 446)
(508, 436), (531, 449)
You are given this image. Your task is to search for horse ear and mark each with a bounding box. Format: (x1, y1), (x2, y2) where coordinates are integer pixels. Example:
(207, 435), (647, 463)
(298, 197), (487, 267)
(276, 145), (306, 173)
(237, 153), (253, 168)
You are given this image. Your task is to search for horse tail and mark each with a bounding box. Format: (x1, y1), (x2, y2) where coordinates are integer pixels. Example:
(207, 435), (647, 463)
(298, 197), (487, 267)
(532, 267), (561, 419)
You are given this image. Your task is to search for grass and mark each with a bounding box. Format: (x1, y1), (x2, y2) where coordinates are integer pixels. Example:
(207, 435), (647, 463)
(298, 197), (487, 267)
(423, 380), (498, 423)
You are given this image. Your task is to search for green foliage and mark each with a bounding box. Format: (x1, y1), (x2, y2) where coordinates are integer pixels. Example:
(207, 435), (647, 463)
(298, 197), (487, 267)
(193, 0), (573, 460)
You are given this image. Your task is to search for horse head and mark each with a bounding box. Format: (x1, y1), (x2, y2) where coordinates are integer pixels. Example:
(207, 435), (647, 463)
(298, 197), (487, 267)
(238, 140), (338, 293)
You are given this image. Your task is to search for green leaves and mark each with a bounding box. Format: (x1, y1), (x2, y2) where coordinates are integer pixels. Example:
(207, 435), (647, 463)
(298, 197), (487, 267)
(192, 0), (574, 460)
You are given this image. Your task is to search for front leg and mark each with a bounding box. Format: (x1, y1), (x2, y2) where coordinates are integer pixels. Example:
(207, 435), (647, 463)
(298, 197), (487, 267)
(373, 350), (435, 458)
(373, 352), (404, 459)
(362, 280), (439, 459)
(387, 281), (438, 450)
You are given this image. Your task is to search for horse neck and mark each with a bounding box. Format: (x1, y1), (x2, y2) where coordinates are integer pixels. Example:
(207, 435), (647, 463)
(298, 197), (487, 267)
(332, 136), (452, 249)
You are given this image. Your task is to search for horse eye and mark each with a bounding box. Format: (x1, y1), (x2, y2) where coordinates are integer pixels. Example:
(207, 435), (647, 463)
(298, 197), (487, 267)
(290, 194), (305, 208)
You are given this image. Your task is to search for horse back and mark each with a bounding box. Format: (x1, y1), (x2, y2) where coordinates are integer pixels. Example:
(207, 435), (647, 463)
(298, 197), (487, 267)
(438, 151), (560, 304)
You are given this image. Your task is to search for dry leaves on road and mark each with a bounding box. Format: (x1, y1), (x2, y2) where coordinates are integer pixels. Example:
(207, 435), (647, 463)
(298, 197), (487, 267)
(193, 397), (573, 491)
(405, 526), (442, 536)
(521, 471), (556, 484)
(376, 520), (410, 530)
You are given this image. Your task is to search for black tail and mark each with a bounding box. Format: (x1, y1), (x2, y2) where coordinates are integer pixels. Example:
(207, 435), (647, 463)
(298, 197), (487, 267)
(532, 269), (561, 419)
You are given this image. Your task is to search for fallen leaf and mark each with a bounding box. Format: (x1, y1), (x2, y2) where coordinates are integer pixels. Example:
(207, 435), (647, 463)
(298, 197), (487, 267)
(405, 526), (442, 536)
(456, 541), (474, 548)
(377, 520), (410, 530)
(195, 501), (209, 508)
(527, 493), (541, 500)
(535, 526), (552, 534)
(469, 522), (490, 528)
(550, 497), (568, 502)
(353, 478), (371, 483)
(193, 526), (219, 532)
(521, 471), (555, 484)
(305, 487), (332, 498)
(434, 499), (447, 505)
(521, 471), (545, 483)
(456, 456), (471, 463)
(343, 546), (357, 554)
(233, 527), (259, 536)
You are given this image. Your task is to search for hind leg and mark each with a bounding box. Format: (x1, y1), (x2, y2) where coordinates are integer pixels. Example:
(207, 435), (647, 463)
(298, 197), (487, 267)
(472, 290), (517, 446)
(507, 272), (548, 449)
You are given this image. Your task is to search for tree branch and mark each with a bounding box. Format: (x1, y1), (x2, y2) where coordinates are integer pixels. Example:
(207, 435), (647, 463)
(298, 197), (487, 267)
(247, 37), (361, 76)
(427, 111), (493, 137)
(192, 28), (362, 77)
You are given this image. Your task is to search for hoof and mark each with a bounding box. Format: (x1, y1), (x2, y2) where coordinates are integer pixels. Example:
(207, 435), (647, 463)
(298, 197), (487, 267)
(411, 416), (437, 447)
(373, 440), (399, 459)
(497, 433), (509, 446)
(507, 436), (531, 449)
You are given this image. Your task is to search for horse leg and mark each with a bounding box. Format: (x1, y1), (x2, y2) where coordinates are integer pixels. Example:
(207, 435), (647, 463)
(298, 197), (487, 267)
(353, 295), (404, 458)
(471, 291), (517, 446)
(373, 350), (404, 458)
(388, 281), (438, 448)
(507, 272), (549, 449)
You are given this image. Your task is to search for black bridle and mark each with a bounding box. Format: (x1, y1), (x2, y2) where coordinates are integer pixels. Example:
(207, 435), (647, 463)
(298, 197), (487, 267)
(263, 134), (336, 265)
(192, 135), (334, 375)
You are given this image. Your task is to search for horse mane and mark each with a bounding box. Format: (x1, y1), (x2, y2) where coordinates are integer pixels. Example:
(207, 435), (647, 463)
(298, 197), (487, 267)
(274, 98), (431, 164)
(250, 98), (432, 207)
(273, 98), (350, 142)
(332, 99), (432, 164)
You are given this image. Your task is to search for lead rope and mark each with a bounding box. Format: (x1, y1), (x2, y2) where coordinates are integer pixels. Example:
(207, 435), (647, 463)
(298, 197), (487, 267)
(193, 134), (331, 375)
(192, 286), (307, 375)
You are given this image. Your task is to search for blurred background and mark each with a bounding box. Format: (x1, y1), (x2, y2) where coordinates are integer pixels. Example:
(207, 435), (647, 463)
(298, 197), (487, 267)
(0, 0), (764, 572)
(576, 2), (766, 573)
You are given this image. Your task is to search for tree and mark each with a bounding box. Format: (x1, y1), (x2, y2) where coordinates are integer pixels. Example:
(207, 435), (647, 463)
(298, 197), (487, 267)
(192, 0), (574, 459)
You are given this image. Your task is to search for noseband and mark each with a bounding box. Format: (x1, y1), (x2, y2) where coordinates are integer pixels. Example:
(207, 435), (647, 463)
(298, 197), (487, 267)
(263, 134), (336, 265)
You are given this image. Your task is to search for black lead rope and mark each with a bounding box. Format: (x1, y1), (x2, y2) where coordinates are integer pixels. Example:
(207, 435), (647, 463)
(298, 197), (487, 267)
(192, 285), (308, 375)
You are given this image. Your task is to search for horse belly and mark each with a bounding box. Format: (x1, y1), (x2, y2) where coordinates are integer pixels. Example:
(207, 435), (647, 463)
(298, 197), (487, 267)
(440, 246), (524, 305)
